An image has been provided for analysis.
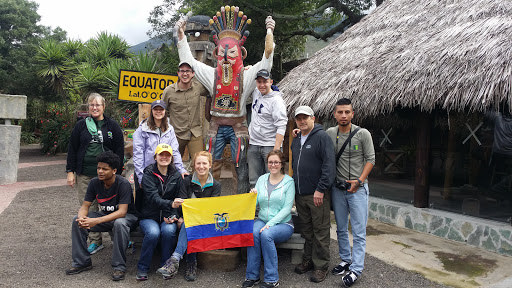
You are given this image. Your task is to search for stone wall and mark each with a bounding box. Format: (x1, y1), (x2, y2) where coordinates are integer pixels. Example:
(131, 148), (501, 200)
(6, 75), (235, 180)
(0, 94), (27, 185)
(369, 197), (512, 257)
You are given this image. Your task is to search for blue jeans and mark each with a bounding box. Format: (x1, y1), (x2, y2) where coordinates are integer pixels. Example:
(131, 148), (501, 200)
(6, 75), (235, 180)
(247, 145), (274, 188)
(212, 126), (238, 161)
(137, 219), (178, 272)
(331, 184), (369, 275)
(172, 223), (196, 263)
(211, 125), (249, 194)
(246, 219), (293, 283)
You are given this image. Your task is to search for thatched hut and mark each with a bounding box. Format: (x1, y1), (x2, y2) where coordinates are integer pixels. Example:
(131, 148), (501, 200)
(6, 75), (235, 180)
(279, 0), (512, 221)
(280, 0), (511, 117)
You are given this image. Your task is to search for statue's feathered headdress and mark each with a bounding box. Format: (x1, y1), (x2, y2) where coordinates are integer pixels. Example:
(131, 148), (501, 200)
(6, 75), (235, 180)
(209, 6), (251, 46)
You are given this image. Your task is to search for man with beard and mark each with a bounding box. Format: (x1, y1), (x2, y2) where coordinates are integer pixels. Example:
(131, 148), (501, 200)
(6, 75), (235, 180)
(326, 98), (375, 287)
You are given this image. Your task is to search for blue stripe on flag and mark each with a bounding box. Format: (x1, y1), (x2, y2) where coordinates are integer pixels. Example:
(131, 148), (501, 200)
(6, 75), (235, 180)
(186, 219), (254, 241)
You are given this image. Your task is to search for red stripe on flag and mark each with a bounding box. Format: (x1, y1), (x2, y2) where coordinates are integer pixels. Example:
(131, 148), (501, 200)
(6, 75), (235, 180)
(187, 233), (254, 253)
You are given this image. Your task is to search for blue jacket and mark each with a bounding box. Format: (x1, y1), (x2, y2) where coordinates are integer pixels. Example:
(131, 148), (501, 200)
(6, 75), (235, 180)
(132, 119), (186, 185)
(255, 173), (295, 227)
(66, 115), (124, 175)
(291, 124), (336, 195)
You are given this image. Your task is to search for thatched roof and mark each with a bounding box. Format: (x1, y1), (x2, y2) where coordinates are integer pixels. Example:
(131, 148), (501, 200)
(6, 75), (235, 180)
(279, 0), (512, 119)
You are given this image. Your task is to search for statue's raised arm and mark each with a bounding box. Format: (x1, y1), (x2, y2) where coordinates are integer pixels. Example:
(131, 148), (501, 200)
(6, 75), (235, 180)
(175, 6), (277, 195)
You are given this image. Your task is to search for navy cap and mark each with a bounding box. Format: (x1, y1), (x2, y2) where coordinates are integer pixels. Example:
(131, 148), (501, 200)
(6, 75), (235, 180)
(151, 99), (167, 110)
(255, 69), (271, 80)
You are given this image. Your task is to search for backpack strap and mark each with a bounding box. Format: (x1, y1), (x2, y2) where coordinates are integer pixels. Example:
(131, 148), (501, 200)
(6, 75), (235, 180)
(336, 127), (360, 164)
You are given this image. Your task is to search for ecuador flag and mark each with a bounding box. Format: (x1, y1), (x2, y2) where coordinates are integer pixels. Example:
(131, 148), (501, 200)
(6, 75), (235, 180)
(182, 193), (257, 253)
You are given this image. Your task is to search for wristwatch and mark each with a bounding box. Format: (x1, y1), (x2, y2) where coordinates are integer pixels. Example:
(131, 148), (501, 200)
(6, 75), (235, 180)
(357, 179), (363, 186)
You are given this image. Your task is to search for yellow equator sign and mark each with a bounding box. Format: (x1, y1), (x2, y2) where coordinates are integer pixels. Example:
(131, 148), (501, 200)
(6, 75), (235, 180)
(117, 69), (178, 103)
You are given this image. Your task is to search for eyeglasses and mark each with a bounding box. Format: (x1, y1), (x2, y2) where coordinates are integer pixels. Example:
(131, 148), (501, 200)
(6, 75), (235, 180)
(178, 69), (193, 74)
(268, 161), (282, 166)
(88, 104), (103, 108)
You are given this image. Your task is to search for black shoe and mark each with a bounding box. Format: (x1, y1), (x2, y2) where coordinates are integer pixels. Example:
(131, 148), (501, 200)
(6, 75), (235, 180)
(242, 278), (260, 287)
(342, 271), (359, 287)
(112, 270), (125, 281)
(332, 261), (351, 275)
(185, 261), (197, 281)
(65, 264), (92, 275)
(294, 260), (314, 274)
(260, 281), (279, 288)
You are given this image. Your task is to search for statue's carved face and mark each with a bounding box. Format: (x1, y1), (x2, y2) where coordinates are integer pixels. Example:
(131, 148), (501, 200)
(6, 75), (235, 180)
(217, 37), (242, 67)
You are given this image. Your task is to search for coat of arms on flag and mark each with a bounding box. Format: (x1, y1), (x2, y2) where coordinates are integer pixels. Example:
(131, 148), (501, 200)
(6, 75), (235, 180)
(182, 193), (257, 253)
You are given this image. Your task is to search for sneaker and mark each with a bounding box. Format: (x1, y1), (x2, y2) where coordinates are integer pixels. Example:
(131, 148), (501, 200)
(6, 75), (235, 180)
(260, 281), (279, 288)
(135, 270), (148, 281)
(310, 269), (328, 283)
(332, 261), (351, 275)
(294, 260), (314, 274)
(185, 261), (197, 281)
(87, 243), (104, 255)
(112, 270), (125, 281)
(65, 264), (92, 275)
(157, 257), (179, 279)
(242, 279), (260, 287)
(342, 271), (359, 287)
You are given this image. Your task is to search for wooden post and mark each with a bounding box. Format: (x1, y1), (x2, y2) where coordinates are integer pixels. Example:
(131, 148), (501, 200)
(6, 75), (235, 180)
(414, 112), (431, 208)
(288, 119), (294, 176)
(443, 113), (456, 200)
(138, 104), (151, 125)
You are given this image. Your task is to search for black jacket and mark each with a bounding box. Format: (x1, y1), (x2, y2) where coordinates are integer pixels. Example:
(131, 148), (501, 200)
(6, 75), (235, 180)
(178, 173), (221, 217)
(140, 163), (182, 222)
(291, 123), (336, 195)
(66, 116), (125, 174)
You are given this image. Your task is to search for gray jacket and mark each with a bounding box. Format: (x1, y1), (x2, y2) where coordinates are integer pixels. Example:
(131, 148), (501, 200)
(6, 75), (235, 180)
(248, 89), (287, 146)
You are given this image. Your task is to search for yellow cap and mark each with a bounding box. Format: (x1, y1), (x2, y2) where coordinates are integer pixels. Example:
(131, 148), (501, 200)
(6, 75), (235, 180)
(154, 143), (173, 155)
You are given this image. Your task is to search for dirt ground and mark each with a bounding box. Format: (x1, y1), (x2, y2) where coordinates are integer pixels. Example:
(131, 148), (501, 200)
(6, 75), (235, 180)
(0, 146), (447, 287)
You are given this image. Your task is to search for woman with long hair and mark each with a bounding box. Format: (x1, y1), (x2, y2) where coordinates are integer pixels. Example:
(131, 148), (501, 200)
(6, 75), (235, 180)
(133, 99), (188, 190)
(242, 150), (295, 288)
(157, 151), (221, 282)
(136, 143), (182, 281)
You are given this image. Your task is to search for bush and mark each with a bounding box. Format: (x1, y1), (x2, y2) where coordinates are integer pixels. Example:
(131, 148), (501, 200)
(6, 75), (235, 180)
(39, 104), (72, 155)
(20, 131), (38, 145)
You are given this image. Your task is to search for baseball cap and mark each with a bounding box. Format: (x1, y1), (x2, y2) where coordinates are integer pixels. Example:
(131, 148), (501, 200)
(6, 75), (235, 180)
(151, 99), (166, 110)
(255, 69), (271, 80)
(294, 106), (315, 117)
(178, 61), (194, 72)
(154, 143), (173, 155)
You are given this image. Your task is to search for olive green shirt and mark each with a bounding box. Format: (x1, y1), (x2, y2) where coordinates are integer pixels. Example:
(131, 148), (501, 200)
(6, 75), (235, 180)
(81, 119), (104, 177)
(162, 79), (209, 140)
(326, 124), (375, 183)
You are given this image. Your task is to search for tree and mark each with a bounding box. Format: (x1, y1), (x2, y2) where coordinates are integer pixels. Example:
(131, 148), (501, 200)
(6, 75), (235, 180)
(0, 0), (68, 98)
(147, 0), (383, 67)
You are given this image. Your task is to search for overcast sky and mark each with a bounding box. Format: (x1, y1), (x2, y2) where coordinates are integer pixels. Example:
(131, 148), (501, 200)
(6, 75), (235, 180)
(35, 0), (165, 46)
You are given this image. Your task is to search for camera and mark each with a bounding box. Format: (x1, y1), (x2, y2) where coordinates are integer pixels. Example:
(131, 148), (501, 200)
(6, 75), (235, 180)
(336, 180), (351, 190)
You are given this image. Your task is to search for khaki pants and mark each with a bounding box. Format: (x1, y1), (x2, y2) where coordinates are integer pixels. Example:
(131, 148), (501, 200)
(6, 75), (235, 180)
(177, 135), (204, 161)
(296, 193), (331, 270)
(76, 174), (102, 245)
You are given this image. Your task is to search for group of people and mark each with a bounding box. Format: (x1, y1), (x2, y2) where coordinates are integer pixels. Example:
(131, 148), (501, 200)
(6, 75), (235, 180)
(64, 10), (375, 288)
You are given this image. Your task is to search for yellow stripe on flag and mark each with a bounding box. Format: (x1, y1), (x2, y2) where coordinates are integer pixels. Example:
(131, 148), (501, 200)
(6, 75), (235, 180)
(182, 193), (256, 228)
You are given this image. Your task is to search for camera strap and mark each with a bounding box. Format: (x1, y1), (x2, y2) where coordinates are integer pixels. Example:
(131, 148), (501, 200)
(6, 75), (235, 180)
(336, 127), (360, 165)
